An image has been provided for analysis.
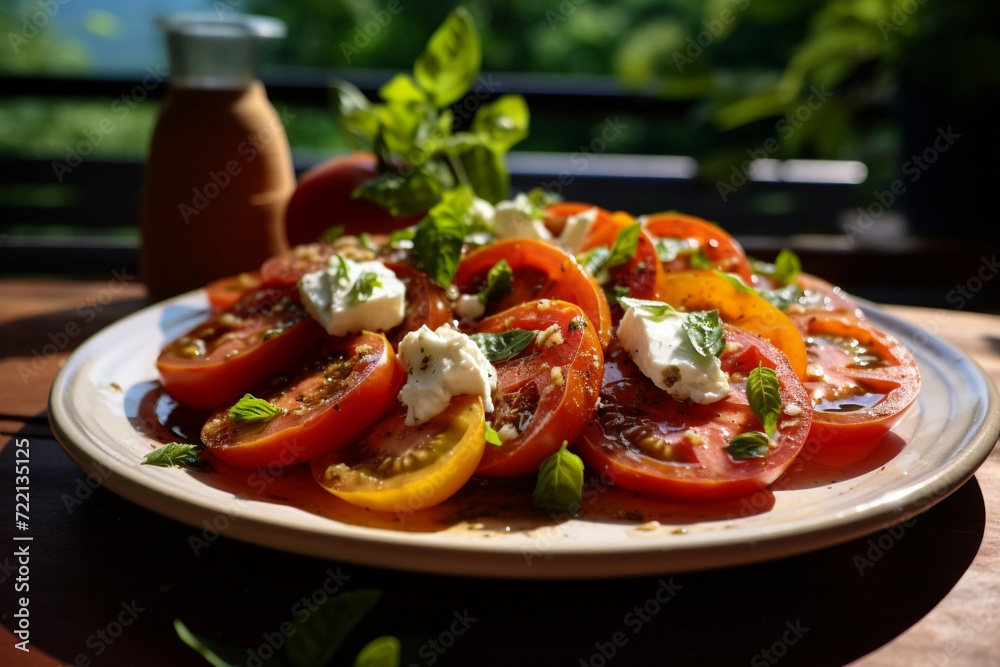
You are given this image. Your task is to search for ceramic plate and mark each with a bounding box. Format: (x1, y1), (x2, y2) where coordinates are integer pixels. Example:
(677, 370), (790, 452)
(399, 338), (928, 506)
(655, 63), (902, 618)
(48, 291), (1000, 578)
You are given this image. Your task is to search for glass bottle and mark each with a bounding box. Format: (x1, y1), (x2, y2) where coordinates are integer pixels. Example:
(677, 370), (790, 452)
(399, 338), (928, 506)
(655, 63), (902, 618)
(139, 13), (293, 302)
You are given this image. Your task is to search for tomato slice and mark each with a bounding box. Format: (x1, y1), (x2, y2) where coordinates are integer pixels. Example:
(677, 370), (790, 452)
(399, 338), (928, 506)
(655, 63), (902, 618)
(157, 285), (325, 409)
(639, 212), (755, 284)
(201, 331), (405, 467)
(791, 313), (919, 447)
(543, 201), (614, 236)
(310, 395), (486, 512)
(453, 239), (613, 349)
(474, 300), (604, 478)
(657, 270), (808, 379)
(578, 210), (667, 303)
(383, 262), (454, 350)
(793, 273), (866, 320)
(260, 238), (378, 287)
(205, 271), (263, 314)
(577, 326), (812, 500)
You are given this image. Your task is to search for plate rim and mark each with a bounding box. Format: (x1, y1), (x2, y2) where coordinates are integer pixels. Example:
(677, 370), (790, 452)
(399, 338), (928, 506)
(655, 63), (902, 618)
(47, 290), (1000, 579)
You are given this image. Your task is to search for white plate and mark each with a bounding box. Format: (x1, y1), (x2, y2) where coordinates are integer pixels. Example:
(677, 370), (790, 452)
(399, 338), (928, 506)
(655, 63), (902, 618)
(49, 291), (1000, 578)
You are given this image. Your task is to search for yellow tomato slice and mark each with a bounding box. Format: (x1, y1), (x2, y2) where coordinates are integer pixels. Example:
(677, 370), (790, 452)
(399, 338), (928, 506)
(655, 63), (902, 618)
(310, 395), (486, 513)
(658, 270), (808, 379)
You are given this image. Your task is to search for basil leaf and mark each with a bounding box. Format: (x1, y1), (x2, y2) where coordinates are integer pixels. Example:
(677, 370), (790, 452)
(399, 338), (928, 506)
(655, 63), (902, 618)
(713, 269), (757, 295)
(354, 636), (401, 667)
(689, 248), (711, 269)
(620, 297), (676, 320)
(387, 227), (415, 248)
(578, 245), (611, 277)
(378, 73), (427, 105)
(470, 329), (534, 362)
(760, 284), (805, 310)
(174, 619), (261, 667)
(773, 248), (802, 285)
(346, 272), (382, 306)
(606, 222), (642, 269)
(353, 169), (443, 218)
(458, 144), (509, 204)
(358, 232), (375, 251)
(526, 187), (562, 215)
(414, 7), (481, 109)
(484, 422), (502, 446)
(478, 259), (513, 304)
(332, 255), (350, 285)
(321, 225), (345, 243)
(332, 78), (379, 147)
(472, 94), (530, 152)
(748, 256), (773, 276)
(286, 590), (381, 667)
(746, 365), (781, 438)
(654, 237), (693, 263)
(142, 443), (205, 470)
(683, 309), (724, 358)
(726, 431), (770, 460)
(229, 394), (284, 423)
(412, 186), (471, 288)
(533, 442), (584, 513)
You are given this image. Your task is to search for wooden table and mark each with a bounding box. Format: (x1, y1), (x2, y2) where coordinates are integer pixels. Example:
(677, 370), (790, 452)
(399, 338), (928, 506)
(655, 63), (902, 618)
(1, 279), (998, 667)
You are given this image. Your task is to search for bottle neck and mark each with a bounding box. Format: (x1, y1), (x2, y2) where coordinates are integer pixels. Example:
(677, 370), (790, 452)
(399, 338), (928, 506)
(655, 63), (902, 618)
(166, 24), (258, 89)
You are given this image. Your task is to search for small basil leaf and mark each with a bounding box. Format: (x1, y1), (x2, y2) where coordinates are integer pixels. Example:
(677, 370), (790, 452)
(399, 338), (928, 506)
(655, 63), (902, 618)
(773, 248), (802, 286)
(526, 187), (562, 215)
(470, 330), (534, 362)
(387, 227), (415, 247)
(683, 309), (724, 358)
(578, 245), (611, 277)
(689, 248), (711, 269)
(478, 259), (513, 304)
(619, 297), (677, 320)
(414, 7), (482, 109)
(726, 431), (770, 460)
(412, 186), (471, 288)
(484, 422), (502, 446)
(229, 394), (283, 423)
(321, 225), (345, 243)
(654, 237), (693, 263)
(713, 270), (758, 295)
(746, 364), (781, 438)
(472, 94), (529, 152)
(533, 442), (584, 513)
(358, 232), (376, 251)
(354, 636), (401, 667)
(285, 590), (382, 667)
(606, 222), (642, 269)
(346, 272), (382, 306)
(760, 284), (805, 311)
(142, 443), (206, 470)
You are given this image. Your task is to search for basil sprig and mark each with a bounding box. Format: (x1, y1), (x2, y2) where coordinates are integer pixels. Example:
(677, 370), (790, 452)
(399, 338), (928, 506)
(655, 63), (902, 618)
(141, 442), (205, 469)
(682, 309), (725, 358)
(746, 364), (781, 438)
(229, 393), (284, 424)
(412, 186), (470, 287)
(533, 442), (585, 513)
(726, 431), (770, 460)
(470, 329), (534, 362)
(578, 222), (642, 279)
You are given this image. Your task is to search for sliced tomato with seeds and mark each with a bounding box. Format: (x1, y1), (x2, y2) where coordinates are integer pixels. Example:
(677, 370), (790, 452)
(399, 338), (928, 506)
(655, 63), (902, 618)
(311, 395), (486, 512)
(201, 331), (405, 467)
(640, 211), (755, 284)
(578, 210), (667, 304)
(453, 239), (613, 348)
(383, 262), (454, 350)
(157, 285), (325, 409)
(205, 271), (263, 314)
(474, 300), (603, 478)
(576, 326), (812, 501)
(792, 312), (919, 447)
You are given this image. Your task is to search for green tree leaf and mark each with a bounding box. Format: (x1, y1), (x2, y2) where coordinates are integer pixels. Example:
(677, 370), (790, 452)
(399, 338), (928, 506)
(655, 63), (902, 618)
(414, 8), (482, 108)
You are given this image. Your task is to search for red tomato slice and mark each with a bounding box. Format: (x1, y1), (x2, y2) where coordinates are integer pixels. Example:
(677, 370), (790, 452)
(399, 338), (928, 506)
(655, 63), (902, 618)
(201, 331), (405, 467)
(260, 238), (380, 287)
(453, 239), (613, 349)
(792, 313), (919, 447)
(383, 262), (454, 350)
(793, 273), (866, 320)
(310, 395), (485, 513)
(639, 211), (755, 284)
(205, 271), (263, 314)
(157, 285), (325, 409)
(474, 300), (604, 478)
(576, 326), (812, 500)
(578, 210), (668, 302)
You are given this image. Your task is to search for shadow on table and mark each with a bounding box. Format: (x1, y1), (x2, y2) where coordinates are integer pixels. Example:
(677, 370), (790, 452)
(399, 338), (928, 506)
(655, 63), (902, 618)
(0, 433), (986, 667)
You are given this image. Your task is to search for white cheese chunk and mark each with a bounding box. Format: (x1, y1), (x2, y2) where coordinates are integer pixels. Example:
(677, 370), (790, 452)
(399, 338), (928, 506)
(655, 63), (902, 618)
(617, 306), (730, 404)
(452, 293), (486, 321)
(557, 207), (598, 253)
(493, 193), (552, 241)
(397, 324), (497, 426)
(298, 256), (406, 337)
